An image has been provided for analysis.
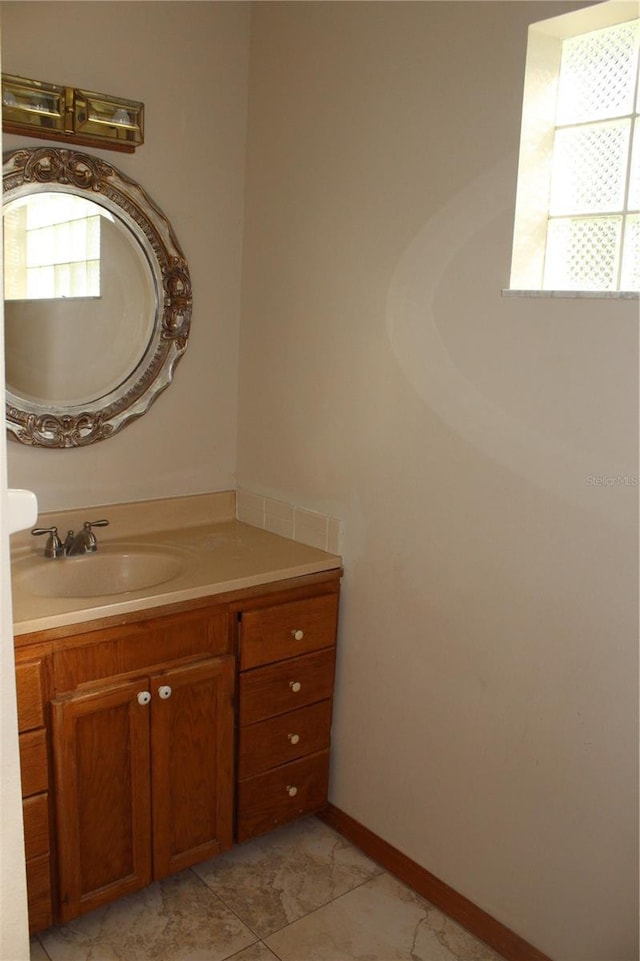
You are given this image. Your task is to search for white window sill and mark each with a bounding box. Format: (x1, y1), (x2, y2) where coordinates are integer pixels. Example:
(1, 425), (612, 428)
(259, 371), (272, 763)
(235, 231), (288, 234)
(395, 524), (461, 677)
(502, 289), (639, 300)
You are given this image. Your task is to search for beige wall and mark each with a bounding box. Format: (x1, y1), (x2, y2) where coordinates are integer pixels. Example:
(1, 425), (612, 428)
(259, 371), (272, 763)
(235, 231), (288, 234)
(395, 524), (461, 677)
(1, 2), (637, 959)
(2, 1), (250, 510)
(237, 3), (638, 959)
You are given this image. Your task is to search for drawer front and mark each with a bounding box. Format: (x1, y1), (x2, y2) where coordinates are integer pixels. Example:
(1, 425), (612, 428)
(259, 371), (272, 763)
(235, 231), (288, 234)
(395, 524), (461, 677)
(16, 660), (45, 733)
(54, 606), (230, 693)
(240, 648), (335, 726)
(236, 750), (330, 842)
(23, 793), (49, 861)
(26, 854), (52, 934)
(239, 700), (332, 779)
(240, 593), (338, 670)
(19, 730), (48, 798)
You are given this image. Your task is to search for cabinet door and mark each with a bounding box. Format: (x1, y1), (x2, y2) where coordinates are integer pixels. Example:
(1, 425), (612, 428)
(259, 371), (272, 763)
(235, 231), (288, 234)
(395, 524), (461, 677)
(52, 679), (152, 922)
(151, 656), (235, 879)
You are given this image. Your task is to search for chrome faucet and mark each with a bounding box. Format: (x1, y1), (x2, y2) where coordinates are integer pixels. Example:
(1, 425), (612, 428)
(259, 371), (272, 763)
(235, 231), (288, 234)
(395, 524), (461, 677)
(65, 519), (109, 556)
(31, 526), (64, 558)
(32, 519), (109, 557)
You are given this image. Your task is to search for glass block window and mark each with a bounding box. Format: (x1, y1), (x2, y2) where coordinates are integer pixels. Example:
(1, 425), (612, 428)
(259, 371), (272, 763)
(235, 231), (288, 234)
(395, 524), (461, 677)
(508, 5), (640, 294)
(542, 19), (640, 291)
(4, 193), (102, 300)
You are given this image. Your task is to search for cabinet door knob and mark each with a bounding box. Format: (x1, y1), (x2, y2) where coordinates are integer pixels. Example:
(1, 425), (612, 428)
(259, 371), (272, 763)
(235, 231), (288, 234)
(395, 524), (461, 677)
(288, 733), (300, 745)
(158, 685), (172, 700)
(286, 785), (298, 797)
(137, 691), (151, 706)
(291, 629), (304, 641)
(289, 681), (301, 693)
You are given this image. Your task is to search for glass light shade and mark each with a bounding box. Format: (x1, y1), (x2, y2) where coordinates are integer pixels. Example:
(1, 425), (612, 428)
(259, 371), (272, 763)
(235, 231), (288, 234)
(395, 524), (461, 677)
(1, 73), (144, 153)
(2, 75), (65, 134)
(74, 90), (144, 147)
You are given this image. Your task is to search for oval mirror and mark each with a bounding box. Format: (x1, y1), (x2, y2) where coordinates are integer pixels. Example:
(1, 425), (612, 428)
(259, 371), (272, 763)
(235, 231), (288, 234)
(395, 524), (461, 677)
(3, 146), (191, 447)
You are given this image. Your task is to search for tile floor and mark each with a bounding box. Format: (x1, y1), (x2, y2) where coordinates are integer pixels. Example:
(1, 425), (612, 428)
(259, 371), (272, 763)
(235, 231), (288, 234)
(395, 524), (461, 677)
(30, 817), (505, 961)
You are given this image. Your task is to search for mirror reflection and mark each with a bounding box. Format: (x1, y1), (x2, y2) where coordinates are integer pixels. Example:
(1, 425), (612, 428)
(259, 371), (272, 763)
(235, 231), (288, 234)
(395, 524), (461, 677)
(3, 147), (192, 448)
(4, 192), (156, 407)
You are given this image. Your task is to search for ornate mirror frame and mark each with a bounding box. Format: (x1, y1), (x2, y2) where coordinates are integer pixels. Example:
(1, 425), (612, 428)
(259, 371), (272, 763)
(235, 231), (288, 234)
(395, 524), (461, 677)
(3, 146), (191, 447)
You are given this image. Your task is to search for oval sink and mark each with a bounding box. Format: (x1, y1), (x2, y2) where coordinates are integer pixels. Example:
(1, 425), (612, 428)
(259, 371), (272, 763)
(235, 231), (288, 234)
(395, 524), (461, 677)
(14, 546), (187, 598)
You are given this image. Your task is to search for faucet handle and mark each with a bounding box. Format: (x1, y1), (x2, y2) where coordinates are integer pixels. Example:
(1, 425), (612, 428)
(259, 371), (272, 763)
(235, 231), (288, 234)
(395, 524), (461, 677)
(83, 518), (109, 552)
(31, 526), (64, 558)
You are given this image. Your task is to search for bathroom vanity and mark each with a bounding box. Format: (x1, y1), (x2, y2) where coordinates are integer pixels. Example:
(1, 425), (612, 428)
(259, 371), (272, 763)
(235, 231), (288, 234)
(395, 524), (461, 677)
(11, 494), (341, 932)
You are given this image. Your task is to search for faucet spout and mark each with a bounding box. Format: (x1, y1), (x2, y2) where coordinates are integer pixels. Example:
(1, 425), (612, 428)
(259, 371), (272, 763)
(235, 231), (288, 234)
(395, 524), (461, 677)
(65, 519), (109, 555)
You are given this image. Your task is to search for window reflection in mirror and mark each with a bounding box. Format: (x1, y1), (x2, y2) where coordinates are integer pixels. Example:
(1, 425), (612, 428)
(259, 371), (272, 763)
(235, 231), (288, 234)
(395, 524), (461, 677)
(4, 192), (156, 407)
(4, 193), (107, 300)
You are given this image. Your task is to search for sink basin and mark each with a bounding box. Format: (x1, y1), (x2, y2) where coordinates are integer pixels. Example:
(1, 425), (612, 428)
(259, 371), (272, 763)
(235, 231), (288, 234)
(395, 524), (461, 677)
(14, 546), (187, 598)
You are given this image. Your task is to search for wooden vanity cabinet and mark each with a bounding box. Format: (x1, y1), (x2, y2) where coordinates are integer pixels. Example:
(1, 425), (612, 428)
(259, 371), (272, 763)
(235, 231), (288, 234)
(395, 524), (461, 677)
(15, 569), (341, 931)
(49, 605), (235, 923)
(15, 646), (54, 932)
(236, 589), (339, 842)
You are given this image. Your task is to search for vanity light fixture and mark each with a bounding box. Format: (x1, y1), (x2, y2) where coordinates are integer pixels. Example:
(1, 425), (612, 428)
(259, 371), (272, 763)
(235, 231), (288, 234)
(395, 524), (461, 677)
(1, 74), (144, 153)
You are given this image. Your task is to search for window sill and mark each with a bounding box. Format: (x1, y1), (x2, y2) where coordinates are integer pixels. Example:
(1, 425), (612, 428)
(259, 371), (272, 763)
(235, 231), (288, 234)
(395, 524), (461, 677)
(502, 289), (639, 300)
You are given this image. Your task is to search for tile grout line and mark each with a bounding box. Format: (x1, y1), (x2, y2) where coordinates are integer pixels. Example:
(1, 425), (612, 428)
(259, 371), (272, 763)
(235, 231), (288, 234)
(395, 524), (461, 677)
(33, 936), (54, 961)
(188, 827), (388, 951)
(188, 866), (268, 952)
(260, 870), (390, 945)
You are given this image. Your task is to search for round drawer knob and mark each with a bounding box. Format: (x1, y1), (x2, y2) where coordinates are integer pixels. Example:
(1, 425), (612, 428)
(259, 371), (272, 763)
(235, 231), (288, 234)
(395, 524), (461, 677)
(288, 733), (300, 745)
(286, 785), (298, 797)
(292, 629), (304, 641)
(137, 691), (151, 706)
(158, 685), (172, 700)
(289, 681), (301, 693)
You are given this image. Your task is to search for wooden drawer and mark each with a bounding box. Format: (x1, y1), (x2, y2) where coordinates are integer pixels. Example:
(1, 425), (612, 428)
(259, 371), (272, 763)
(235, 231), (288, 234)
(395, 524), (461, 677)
(26, 853), (52, 934)
(240, 648), (335, 726)
(236, 750), (330, 842)
(239, 700), (332, 779)
(23, 793), (49, 860)
(19, 730), (48, 798)
(16, 660), (45, 733)
(240, 593), (338, 670)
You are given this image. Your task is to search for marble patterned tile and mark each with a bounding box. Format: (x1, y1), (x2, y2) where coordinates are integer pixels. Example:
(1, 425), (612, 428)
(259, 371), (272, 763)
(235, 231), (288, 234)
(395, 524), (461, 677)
(30, 939), (50, 961)
(225, 944), (280, 961)
(39, 870), (256, 961)
(265, 872), (505, 961)
(193, 817), (383, 938)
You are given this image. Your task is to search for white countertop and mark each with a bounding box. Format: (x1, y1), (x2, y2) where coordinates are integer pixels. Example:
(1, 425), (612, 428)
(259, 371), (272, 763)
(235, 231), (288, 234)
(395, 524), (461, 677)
(11, 493), (342, 636)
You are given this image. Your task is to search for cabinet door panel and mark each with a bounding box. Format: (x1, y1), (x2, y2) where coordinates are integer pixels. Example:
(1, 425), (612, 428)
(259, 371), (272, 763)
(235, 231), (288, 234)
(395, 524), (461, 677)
(52, 680), (152, 922)
(240, 593), (338, 670)
(151, 656), (234, 879)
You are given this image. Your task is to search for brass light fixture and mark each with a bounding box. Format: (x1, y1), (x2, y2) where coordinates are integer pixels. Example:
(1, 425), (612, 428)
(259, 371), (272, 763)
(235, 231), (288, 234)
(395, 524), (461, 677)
(2, 74), (144, 153)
